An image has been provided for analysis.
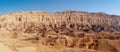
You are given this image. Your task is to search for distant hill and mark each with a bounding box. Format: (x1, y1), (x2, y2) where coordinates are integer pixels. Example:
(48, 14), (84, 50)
(0, 11), (120, 52)
(0, 11), (120, 33)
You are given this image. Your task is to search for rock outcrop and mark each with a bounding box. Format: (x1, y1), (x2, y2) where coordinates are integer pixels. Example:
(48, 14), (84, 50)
(0, 11), (120, 33)
(0, 11), (120, 52)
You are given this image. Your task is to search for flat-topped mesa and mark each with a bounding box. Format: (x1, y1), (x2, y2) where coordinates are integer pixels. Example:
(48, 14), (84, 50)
(0, 11), (119, 34)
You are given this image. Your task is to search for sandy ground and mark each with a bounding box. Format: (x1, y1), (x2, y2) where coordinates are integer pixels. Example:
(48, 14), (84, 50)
(0, 38), (101, 52)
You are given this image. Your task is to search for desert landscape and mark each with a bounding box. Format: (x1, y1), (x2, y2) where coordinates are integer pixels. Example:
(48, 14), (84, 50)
(0, 10), (119, 52)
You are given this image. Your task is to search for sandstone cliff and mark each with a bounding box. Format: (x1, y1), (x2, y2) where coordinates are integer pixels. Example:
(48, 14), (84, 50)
(0, 11), (120, 52)
(0, 11), (120, 33)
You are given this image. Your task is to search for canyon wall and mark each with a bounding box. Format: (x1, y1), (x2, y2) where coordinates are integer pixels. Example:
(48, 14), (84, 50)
(0, 11), (120, 52)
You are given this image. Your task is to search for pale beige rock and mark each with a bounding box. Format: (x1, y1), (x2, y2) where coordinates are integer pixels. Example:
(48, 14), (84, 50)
(0, 11), (119, 52)
(17, 47), (37, 52)
(0, 43), (13, 52)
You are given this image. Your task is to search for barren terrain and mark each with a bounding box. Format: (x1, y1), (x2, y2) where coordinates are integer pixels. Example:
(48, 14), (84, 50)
(0, 11), (120, 52)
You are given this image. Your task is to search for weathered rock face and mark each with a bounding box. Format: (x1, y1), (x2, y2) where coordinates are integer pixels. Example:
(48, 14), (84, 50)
(0, 11), (120, 52)
(40, 36), (98, 49)
(0, 11), (120, 33)
(0, 11), (119, 39)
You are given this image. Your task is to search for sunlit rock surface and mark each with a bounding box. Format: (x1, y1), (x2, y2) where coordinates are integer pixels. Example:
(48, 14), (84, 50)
(0, 11), (120, 52)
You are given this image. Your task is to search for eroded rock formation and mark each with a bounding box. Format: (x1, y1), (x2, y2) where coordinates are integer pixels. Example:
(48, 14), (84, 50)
(0, 11), (120, 52)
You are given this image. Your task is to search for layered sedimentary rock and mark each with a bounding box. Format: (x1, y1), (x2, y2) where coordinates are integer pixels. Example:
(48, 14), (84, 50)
(0, 11), (120, 52)
(0, 11), (120, 33)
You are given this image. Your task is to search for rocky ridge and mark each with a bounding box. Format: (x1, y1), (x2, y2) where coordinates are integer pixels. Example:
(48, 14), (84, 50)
(0, 11), (120, 52)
